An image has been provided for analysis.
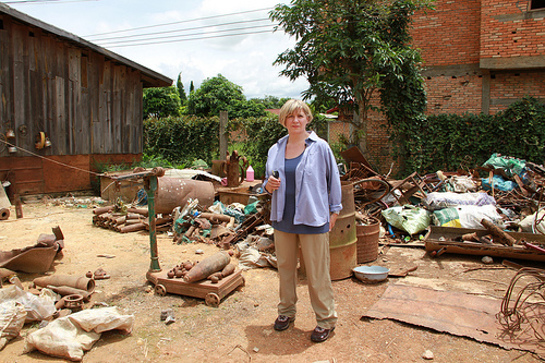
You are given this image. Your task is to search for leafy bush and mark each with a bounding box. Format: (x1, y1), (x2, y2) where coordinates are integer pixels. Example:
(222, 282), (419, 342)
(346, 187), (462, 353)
(144, 116), (220, 166)
(400, 96), (545, 175)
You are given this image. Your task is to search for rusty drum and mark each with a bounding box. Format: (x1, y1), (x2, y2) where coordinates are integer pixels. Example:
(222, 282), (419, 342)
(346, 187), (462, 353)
(155, 178), (215, 215)
(328, 182), (357, 280)
(356, 217), (380, 264)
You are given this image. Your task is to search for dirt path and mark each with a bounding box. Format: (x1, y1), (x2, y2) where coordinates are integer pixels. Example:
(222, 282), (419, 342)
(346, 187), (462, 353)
(0, 201), (541, 362)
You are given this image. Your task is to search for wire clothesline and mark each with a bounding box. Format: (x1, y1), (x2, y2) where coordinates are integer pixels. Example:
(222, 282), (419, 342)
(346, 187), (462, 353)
(0, 138), (104, 177)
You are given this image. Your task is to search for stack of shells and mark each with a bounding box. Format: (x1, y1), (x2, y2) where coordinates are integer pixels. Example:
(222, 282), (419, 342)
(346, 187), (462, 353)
(167, 260), (196, 279)
(92, 206), (172, 233)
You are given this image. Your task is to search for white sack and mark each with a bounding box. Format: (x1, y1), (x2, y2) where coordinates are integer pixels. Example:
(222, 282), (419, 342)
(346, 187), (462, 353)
(24, 307), (134, 361)
(423, 192), (496, 211)
(0, 286), (56, 323)
(519, 210), (545, 234)
(0, 301), (26, 350)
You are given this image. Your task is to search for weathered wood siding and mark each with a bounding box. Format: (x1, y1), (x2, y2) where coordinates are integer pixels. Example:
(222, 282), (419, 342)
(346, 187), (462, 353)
(0, 6), (171, 197)
(0, 14), (144, 158)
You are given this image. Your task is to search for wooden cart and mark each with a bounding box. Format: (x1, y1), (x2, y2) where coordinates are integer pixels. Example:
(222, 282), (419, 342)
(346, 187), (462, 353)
(146, 268), (245, 307)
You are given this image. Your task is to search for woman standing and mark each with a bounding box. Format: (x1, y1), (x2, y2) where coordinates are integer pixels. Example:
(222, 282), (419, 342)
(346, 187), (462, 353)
(263, 99), (342, 343)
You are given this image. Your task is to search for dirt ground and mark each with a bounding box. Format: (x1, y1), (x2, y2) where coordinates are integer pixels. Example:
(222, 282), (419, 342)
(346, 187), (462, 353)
(0, 198), (543, 363)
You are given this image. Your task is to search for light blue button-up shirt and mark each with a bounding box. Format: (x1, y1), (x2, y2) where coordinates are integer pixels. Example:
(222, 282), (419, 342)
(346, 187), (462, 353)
(263, 131), (343, 227)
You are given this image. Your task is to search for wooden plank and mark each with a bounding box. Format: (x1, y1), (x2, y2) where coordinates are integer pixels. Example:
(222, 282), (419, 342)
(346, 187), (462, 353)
(0, 156), (44, 195)
(12, 24), (27, 156)
(424, 226), (545, 262)
(90, 54), (103, 154)
(112, 64), (122, 154)
(43, 155), (91, 192)
(0, 15), (13, 158)
(55, 75), (66, 155)
(102, 60), (113, 154)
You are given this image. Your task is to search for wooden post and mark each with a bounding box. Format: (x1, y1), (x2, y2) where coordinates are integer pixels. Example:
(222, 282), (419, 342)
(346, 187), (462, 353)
(219, 111), (228, 160)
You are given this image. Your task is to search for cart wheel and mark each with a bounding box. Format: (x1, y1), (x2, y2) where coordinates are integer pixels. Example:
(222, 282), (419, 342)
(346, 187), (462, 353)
(236, 276), (246, 291)
(205, 292), (220, 307)
(155, 284), (167, 296)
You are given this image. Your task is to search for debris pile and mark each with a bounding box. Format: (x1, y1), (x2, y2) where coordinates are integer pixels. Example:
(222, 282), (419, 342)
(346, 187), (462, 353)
(340, 150), (545, 262)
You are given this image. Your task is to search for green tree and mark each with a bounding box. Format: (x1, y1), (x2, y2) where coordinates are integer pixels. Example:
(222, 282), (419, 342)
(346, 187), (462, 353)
(249, 95), (290, 109)
(270, 0), (432, 153)
(143, 86), (181, 119)
(189, 81), (195, 94)
(176, 72), (187, 105)
(187, 74), (267, 118)
(187, 74), (245, 117)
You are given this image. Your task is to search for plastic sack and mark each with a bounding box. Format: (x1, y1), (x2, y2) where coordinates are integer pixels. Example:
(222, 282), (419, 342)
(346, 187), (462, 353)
(423, 192), (496, 211)
(0, 301), (26, 350)
(381, 206), (432, 235)
(432, 205), (504, 229)
(24, 307), (134, 362)
(519, 210), (545, 234)
(442, 175), (477, 193)
(481, 175), (517, 192)
(0, 286), (56, 323)
(482, 153), (526, 178)
(244, 201), (259, 215)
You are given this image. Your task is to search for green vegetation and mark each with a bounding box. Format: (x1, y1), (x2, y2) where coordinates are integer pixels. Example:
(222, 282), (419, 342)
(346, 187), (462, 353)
(403, 96), (545, 175)
(143, 86), (182, 119)
(270, 0), (433, 154)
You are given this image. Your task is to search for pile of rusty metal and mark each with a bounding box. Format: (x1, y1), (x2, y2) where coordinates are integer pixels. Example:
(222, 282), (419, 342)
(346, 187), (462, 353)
(172, 207), (269, 250)
(92, 206), (172, 233)
(340, 148), (545, 262)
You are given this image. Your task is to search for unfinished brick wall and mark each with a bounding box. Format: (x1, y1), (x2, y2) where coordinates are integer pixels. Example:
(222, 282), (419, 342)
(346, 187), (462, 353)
(424, 74), (484, 115)
(332, 0), (545, 174)
(489, 71), (545, 112)
(412, 0), (481, 66)
(481, 0), (545, 60)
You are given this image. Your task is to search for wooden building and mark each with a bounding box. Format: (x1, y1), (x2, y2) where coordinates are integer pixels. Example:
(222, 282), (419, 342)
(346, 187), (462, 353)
(0, 3), (171, 199)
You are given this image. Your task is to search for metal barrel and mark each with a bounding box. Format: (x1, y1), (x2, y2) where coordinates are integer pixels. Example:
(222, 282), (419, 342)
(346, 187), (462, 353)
(356, 217), (380, 264)
(155, 178), (215, 215)
(328, 182), (357, 280)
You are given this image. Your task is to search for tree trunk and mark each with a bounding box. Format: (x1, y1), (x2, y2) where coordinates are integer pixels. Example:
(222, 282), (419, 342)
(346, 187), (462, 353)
(354, 100), (367, 154)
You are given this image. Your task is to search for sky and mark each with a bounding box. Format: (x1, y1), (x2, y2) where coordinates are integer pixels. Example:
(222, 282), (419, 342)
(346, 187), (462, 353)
(5, 0), (309, 99)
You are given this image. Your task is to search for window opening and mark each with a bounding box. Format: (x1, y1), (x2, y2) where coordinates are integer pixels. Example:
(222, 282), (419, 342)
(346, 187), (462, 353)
(530, 0), (545, 10)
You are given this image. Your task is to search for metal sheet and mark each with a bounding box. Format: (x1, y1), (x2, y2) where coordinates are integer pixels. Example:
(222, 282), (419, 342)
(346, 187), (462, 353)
(363, 283), (545, 357)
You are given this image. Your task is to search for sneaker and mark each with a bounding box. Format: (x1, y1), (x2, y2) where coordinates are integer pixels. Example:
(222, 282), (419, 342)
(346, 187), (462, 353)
(274, 315), (295, 331)
(310, 326), (335, 342)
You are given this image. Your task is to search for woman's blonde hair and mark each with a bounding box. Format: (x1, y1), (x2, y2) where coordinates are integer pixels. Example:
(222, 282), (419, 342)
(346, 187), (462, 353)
(278, 99), (313, 126)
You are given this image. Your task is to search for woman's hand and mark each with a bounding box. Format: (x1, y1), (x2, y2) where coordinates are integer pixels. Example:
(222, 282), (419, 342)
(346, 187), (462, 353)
(266, 174), (281, 193)
(329, 213), (339, 232)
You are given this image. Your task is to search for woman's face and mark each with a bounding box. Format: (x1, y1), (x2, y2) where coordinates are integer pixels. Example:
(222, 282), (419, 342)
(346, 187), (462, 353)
(285, 109), (309, 135)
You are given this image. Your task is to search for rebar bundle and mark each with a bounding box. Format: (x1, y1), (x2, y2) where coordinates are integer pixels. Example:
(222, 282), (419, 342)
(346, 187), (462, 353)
(497, 267), (545, 345)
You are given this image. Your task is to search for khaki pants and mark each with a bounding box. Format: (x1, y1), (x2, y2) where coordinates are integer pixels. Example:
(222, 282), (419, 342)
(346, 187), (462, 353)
(274, 229), (338, 329)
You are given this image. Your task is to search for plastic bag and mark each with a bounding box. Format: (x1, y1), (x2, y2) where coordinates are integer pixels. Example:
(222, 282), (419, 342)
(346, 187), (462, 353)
(482, 153), (526, 177)
(423, 192), (496, 211)
(24, 307), (134, 361)
(443, 176), (477, 193)
(381, 206), (431, 235)
(481, 175), (517, 192)
(432, 205), (504, 229)
(0, 286), (56, 323)
(519, 210), (545, 234)
(0, 301), (26, 350)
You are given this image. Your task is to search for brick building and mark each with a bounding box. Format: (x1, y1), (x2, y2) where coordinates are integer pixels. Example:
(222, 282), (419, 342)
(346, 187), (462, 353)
(330, 0), (545, 173)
